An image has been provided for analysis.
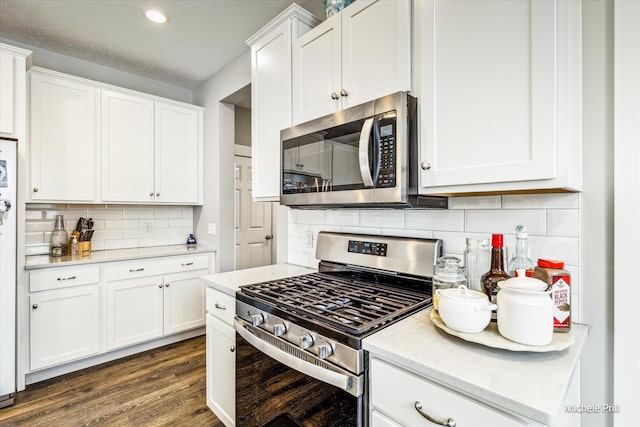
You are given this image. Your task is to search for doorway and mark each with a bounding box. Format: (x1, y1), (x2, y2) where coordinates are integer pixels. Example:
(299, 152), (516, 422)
(223, 85), (276, 270)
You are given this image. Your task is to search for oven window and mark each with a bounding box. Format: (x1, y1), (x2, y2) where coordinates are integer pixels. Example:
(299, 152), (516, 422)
(235, 332), (361, 427)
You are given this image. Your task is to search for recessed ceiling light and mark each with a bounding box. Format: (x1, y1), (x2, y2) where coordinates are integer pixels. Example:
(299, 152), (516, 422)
(145, 9), (168, 24)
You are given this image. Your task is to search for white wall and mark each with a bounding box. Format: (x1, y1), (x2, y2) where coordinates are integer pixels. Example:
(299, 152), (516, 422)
(0, 38), (193, 103)
(193, 51), (251, 272)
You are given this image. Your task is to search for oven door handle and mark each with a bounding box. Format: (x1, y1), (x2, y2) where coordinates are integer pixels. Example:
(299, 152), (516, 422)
(234, 318), (363, 397)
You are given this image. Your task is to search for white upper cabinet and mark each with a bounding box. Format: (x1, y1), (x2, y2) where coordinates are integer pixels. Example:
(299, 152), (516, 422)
(247, 4), (319, 201)
(154, 102), (201, 204)
(101, 89), (155, 202)
(416, 0), (582, 194)
(292, 0), (411, 125)
(0, 44), (31, 138)
(30, 70), (97, 201)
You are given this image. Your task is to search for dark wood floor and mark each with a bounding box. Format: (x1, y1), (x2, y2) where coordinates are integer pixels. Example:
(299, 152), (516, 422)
(0, 335), (224, 427)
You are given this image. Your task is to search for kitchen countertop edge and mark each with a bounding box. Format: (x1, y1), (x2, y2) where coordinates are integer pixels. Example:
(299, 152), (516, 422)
(363, 309), (588, 426)
(202, 264), (315, 296)
(25, 245), (216, 269)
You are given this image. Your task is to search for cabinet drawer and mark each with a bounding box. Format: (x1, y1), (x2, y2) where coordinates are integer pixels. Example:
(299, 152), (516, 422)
(206, 287), (235, 326)
(105, 254), (210, 282)
(30, 265), (100, 292)
(370, 358), (527, 427)
(161, 254), (209, 273)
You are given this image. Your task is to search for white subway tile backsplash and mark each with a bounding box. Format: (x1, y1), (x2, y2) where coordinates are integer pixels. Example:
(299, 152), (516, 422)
(105, 219), (140, 230)
(154, 207), (184, 219)
(340, 226), (381, 235)
(25, 232), (44, 245)
(360, 210), (405, 229)
(447, 195), (502, 210)
(86, 208), (124, 220)
(92, 229), (124, 241)
(168, 219), (193, 228)
(406, 210), (465, 231)
(465, 210), (547, 235)
(502, 193), (580, 209)
(287, 250), (312, 268)
(123, 207), (155, 219)
(140, 236), (170, 247)
(325, 210), (360, 227)
(547, 210), (580, 237)
(431, 231), (470, 256)
(528, 236), (579, 266)
(294, 209), (325, 225)
(380, 228), (433, 239)
(25, 210), (43, 221)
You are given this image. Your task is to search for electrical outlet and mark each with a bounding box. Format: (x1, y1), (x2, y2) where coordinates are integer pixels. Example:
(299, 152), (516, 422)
(208, 223), (217, 235)
(305, 231), (313, 248)
(142, 221), (153, 236)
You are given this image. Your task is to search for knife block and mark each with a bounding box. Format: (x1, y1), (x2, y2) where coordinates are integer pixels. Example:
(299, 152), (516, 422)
(78, 241), (91, 255)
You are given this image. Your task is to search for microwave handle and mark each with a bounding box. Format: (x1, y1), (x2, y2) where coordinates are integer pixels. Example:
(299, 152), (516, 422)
(358, 118), (375, 187)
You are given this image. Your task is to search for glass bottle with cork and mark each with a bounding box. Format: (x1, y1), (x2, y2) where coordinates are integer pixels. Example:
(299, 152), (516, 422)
(481, 233), (510, 321)
(507, 224), (535, 277)
(49, 214), (68, 257)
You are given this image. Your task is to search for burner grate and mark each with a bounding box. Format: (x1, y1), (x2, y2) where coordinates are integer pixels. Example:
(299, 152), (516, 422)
(240, 273), (429, 335)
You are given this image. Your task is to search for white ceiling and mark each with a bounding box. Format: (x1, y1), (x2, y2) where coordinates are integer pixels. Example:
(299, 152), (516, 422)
(0, 0), (326, 89)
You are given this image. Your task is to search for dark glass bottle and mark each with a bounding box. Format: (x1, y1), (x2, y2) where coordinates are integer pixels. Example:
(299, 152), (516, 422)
(481, 234), (510, 321)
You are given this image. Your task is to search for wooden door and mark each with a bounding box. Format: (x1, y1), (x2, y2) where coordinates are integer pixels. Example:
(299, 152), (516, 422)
(418, 0), (556, 189)
(154, 101), (200, 203)
(30, 72), (97, 201)
(341, 0), (411, 108)
(30, 286), (100, 370)
(292, 14), (342, 124)
(101, 89), (155, 202)
(234, 154), (273, 270)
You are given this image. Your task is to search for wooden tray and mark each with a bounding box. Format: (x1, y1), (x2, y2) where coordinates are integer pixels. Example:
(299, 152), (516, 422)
(430, 310), (574, 352)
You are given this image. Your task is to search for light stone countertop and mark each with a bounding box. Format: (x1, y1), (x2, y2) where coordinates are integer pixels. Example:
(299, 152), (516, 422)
(202, 264), (315, 296)
(25, 245), (215, 269)
(362, 309), (588, 425)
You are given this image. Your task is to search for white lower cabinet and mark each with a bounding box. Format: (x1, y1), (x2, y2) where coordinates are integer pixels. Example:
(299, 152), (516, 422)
(370, 357), (528, 427)
(30, 285), (100, 370)
(106, 269), (207, 350)
(206, 286), (235, 427)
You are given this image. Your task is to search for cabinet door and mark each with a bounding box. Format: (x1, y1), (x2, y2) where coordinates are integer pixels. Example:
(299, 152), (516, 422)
(30, 286), (100, 370)
(418, 0), (556, 189)
(154, 102), (200, 204)
(106, 277), (164, 350)
(206, 314), (235, 426)
(341, 0), (411, 108)
(163, 270), (206, 335)
(251, 21), (293, 201)
(30, 72), (97, 201)
(101, 89), (155, 202)
(292, 14), (342, 124)
(0, 51), (15, 135)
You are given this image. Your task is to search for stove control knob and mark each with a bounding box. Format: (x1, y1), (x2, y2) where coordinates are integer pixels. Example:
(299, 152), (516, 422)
(250, 313), (265, 326)
(273, 323), (288, 337)
(318, 342), (334, 359)
(299, 334), (314, 350)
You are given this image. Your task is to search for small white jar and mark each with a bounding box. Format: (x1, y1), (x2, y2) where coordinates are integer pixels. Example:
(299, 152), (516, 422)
(497, 271), (553, 346)
(436, 285), (496, 333)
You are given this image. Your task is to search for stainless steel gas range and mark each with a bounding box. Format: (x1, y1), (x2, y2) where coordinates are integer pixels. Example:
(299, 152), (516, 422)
(234, 232), (442, 427)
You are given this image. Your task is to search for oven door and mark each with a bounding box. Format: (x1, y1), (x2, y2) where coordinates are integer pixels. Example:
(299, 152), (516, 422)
(234, 317), (365, 427)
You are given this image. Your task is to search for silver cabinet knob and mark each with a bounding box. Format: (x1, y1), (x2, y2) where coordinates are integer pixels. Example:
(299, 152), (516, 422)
(158, 284), (163, 288)
(33, 187), (39, 192)
(230, 345), (235, 353)
(420, 161), (432, 171)
(165, 283), (169, 287)
(299, 334), (314, 350)
(340, 88), (349, 97)
(251, 313), (264, 326)
(156, 192), (160, 197)
(331, 92), (340, 100)
(32, 304), (38, 309)
(273, 323), (288, 337)
(149, 192), (154, 197)
(317, 342), (333, 359)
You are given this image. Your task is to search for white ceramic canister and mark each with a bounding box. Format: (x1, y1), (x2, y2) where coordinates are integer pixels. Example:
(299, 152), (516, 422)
(436, 285), (497, 333)
(496, 270), (553, 346)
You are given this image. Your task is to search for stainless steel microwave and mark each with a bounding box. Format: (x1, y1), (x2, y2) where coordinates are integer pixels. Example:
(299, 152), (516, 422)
(280, 92), (447, 208)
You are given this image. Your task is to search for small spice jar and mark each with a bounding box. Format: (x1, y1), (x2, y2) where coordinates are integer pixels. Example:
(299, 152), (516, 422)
(534, 259), (571, 332)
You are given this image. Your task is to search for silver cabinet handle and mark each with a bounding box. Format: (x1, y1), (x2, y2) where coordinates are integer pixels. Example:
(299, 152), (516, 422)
(214, 303), (227, 310)
(230, 345), (235, 353)
(33, 187), (39, 192)
(340, 88), (349, 97)
(129, 268), (144, 272)
(331, 92), (340, 100)
(181, 262), (194, 266)
(421, 161), (432, 171)
(57, 276), (77, 281)
(414, 401), (456, 427)
(32, 304), (38, 309)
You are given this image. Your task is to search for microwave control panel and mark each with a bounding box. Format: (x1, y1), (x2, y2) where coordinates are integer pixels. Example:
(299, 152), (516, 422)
(377, 120), (396, 188)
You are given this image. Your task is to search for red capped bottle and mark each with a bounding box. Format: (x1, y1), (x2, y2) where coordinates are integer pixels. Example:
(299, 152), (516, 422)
(481, 234), (510, 321)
